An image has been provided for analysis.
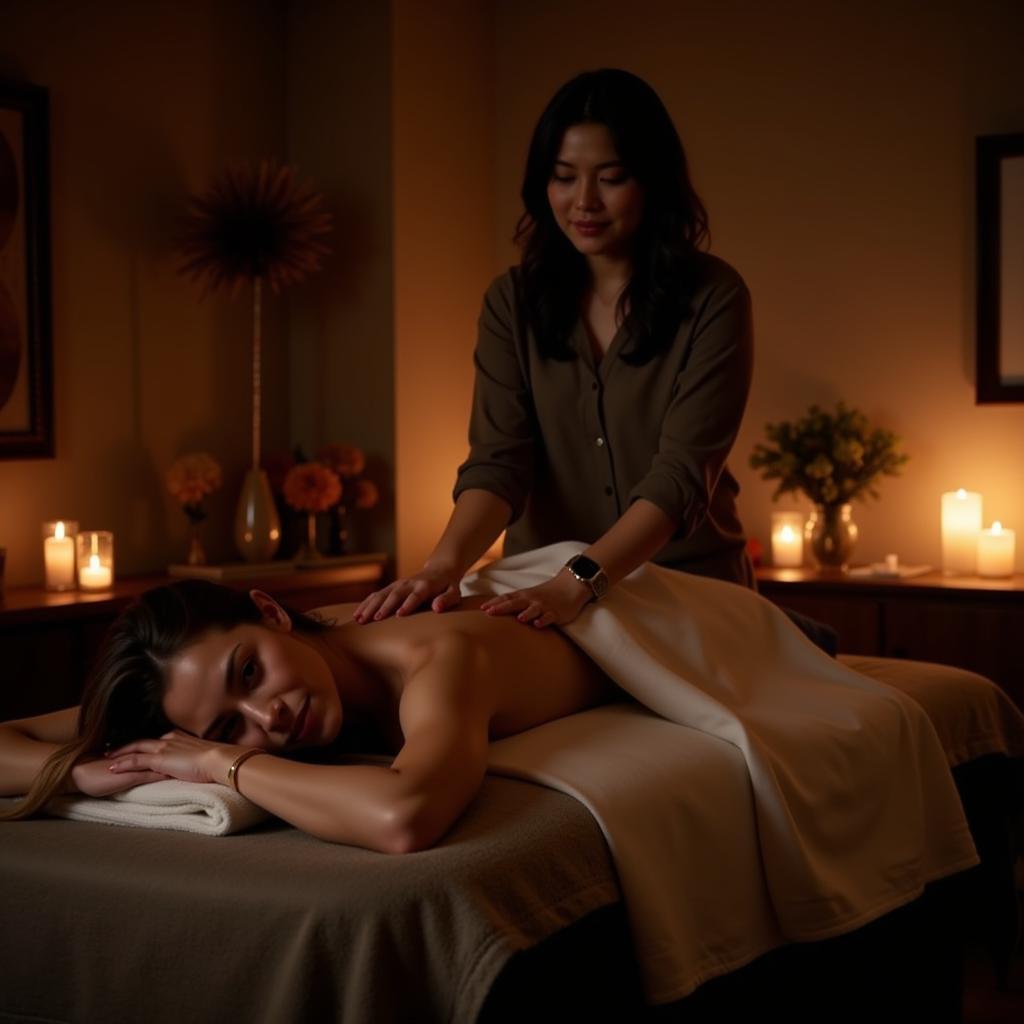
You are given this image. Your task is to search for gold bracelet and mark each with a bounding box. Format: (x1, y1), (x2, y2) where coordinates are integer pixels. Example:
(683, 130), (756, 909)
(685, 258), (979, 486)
(226, 748), (267, 792)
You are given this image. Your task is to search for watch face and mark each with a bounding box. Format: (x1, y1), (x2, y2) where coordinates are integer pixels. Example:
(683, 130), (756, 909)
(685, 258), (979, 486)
(570, 555), (601, 580)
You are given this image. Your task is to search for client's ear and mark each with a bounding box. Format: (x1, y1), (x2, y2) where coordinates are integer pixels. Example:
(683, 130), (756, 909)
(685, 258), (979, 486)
(249, 590), (292, 632)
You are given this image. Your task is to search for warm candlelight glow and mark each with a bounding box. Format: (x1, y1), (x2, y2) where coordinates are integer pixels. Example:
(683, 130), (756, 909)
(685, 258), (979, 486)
(43, 520), (77, 591)
(771, 512), (804, 568)
(978, 521), (1015, 578)
(941, 490), (982, 575)
(76, 531), (114, 590)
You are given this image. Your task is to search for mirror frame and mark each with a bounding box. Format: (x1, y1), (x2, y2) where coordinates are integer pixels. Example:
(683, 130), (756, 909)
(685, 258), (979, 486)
(976, 131), (1024, 404)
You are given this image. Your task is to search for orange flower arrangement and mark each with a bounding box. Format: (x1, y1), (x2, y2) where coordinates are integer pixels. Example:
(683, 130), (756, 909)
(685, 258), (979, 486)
(317, 442), (366, 480)
(282, 462), (342, 513)
(166, 453), (223, 523)
(351, 478), (380, 510)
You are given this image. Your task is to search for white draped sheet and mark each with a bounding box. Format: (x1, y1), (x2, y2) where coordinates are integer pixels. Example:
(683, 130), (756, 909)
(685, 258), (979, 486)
(464, 542), (987, 1002)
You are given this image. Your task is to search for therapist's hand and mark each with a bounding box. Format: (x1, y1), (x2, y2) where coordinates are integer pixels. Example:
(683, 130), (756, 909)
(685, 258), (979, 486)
(479, 570), (592, 628)
(353, 568), (463, 623)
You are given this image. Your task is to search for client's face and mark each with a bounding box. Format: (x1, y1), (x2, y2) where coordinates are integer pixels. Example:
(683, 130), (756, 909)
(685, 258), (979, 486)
(161, 623), (343, 752)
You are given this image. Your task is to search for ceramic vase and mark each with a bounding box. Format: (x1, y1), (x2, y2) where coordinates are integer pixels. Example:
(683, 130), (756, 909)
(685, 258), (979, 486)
(234, 467), (281, 562)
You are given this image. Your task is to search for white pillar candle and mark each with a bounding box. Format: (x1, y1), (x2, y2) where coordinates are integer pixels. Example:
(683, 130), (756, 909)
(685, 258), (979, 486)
(43, 520), (76, 591)
(941, 489), (982, 575)
(76, 531), (115, 591)
(771, 511), (804, 568)
(977, 522), (1015, 578)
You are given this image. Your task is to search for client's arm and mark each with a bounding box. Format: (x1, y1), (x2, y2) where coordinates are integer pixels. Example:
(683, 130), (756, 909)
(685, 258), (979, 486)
(0, 707), (167, 797)
(107, 633), (494, 852)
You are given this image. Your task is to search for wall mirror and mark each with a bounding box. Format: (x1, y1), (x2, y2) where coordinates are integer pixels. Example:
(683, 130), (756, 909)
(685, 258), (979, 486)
(977, 131), (1024, 403)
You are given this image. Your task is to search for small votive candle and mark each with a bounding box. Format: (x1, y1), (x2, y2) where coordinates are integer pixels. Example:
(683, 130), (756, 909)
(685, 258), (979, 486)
(941, 489), (982, 575)
(76, 531), (114, 590)
(977, 522), (1015, 578)
(771, 511), (805, 568)
(43, 520), (78, 591)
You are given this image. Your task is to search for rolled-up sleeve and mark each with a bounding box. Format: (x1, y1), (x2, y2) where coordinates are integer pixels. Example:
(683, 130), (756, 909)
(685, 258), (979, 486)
(453, 275), (537, 523)
(628, 276), (753, 537)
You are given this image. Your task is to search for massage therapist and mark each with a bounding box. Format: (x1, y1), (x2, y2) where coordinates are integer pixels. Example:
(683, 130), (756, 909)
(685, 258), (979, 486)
(356, 68), (754, 629)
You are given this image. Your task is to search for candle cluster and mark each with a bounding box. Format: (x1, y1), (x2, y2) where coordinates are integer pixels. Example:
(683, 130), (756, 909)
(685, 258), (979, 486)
(42, 521), (115, 591)
(940, 490), (1016, 578)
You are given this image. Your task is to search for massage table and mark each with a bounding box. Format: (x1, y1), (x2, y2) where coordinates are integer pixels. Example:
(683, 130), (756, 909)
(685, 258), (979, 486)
(1, 652), (1021, 1023)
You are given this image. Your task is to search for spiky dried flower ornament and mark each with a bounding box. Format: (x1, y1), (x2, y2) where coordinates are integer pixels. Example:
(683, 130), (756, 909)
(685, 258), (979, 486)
(178, 160), (332, 296)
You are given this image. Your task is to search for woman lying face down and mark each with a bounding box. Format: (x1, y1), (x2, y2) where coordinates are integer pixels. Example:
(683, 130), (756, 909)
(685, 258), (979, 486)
(0, 580), (620, 851)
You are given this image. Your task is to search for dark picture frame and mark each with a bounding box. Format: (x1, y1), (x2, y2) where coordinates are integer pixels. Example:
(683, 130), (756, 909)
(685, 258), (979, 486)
(0, 79), (53, 457)
(976, 131), (1024, 404)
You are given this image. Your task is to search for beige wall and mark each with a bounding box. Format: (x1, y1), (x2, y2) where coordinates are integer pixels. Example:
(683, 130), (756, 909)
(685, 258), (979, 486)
(490, 0), (1024, 570)
(392, 0), (495, 575)
(2, 1), (1021, 589)
(286, 1), (395, 559)
(0, 0), (288, 586)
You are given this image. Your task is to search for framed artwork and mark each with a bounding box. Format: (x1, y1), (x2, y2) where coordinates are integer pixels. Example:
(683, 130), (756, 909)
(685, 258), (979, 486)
(976, 131), (1024, 404)
(0, 79), (53, 457)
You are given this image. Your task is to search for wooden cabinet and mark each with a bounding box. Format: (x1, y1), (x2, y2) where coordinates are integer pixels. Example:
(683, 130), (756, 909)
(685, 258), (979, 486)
(0, 557), (388, 721)
(756, 568), (1024, 709)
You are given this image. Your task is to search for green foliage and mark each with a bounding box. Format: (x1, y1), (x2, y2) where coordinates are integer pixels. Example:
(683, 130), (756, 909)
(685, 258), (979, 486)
(749, 402), (908, 506)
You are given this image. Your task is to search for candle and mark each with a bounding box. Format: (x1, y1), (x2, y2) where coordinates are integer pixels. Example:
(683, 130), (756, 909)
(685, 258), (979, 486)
(79, 554), (113, 589)
(977, 521), (1015, 578)
(941, 489), (982, 575)
(885, 553), (899, 573)
(43, 520), (77, 591)
(76, 531), (114, 591)
(771, 511), (804, 568)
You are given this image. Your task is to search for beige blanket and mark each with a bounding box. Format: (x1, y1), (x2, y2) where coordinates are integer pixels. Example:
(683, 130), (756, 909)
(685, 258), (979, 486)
(463, 542), (999, 1003)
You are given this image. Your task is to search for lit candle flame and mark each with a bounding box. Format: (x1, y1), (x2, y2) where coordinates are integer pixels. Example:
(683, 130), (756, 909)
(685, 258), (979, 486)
(89, 554), (101, 570)
(55, 521), (65, 540)
(780, 525), (796, 542)
(956, 488), (967, 500)
(992, 521), (1003, 534)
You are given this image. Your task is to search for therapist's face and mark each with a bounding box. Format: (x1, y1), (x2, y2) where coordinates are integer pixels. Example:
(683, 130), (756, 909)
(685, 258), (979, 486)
(546, 123), (645, 260)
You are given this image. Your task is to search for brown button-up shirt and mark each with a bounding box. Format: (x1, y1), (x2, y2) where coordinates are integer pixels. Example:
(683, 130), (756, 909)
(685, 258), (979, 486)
(454, 253), (754, 584)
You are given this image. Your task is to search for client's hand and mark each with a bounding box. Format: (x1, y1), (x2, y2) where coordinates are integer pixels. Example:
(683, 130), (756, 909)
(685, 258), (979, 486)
(353, 568), (462, 623)
(71, 756), (169, 797)
(479, 571), (591, 629)
(105, 731), (242, 786)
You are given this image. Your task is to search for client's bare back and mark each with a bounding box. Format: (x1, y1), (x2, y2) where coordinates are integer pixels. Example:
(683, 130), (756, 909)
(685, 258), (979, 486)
(333, 597), (621, 740)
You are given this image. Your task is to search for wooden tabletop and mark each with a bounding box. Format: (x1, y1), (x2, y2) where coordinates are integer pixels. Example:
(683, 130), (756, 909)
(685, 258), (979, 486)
(755, 566), (1024, 598)
(0, 555), (388, 626)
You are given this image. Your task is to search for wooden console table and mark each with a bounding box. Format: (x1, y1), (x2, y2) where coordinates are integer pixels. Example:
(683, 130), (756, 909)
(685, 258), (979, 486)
(0, 556), (388, 721)
(756, 567), (1023, 708)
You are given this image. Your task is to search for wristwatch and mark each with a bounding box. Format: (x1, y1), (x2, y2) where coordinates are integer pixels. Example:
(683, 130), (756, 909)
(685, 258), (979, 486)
(563, 554), (610, 601)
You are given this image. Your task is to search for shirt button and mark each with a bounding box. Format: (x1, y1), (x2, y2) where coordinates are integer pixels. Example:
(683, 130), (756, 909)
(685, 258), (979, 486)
(595, 437), (605, 447)
(605, 486), (613, 496)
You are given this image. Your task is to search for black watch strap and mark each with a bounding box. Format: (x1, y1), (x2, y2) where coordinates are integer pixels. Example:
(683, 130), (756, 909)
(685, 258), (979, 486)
(563, 554), (610, 600)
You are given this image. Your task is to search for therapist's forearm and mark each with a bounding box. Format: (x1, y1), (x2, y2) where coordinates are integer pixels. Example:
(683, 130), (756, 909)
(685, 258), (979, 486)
(582, 499), (677, 586)
(423, 489), (512, 579)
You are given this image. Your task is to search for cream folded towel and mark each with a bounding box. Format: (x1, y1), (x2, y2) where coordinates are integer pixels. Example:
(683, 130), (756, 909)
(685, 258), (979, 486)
(44, 780), (271, 836)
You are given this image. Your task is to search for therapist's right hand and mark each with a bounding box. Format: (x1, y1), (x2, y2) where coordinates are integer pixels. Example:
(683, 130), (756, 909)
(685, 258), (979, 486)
(353, 568), (463, 622)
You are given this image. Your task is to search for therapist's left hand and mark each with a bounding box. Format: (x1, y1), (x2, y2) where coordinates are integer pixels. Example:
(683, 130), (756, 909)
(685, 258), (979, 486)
(479, 570), (592, 628)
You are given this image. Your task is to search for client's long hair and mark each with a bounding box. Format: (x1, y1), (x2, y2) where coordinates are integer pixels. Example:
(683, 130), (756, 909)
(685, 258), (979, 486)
(1, 580), (328, 821)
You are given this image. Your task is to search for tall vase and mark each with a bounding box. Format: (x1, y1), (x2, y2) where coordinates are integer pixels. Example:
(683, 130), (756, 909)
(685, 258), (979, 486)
(186, 522), (207, 566)
(234, 468), (281, 562)
(806, 503), (858, 571)
(297, 510), (322, 562)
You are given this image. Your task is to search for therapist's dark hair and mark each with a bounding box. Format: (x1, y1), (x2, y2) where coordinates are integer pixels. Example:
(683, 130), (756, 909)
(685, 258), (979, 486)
(514, 68), (709, 365)
(1, 580), (329, 821)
